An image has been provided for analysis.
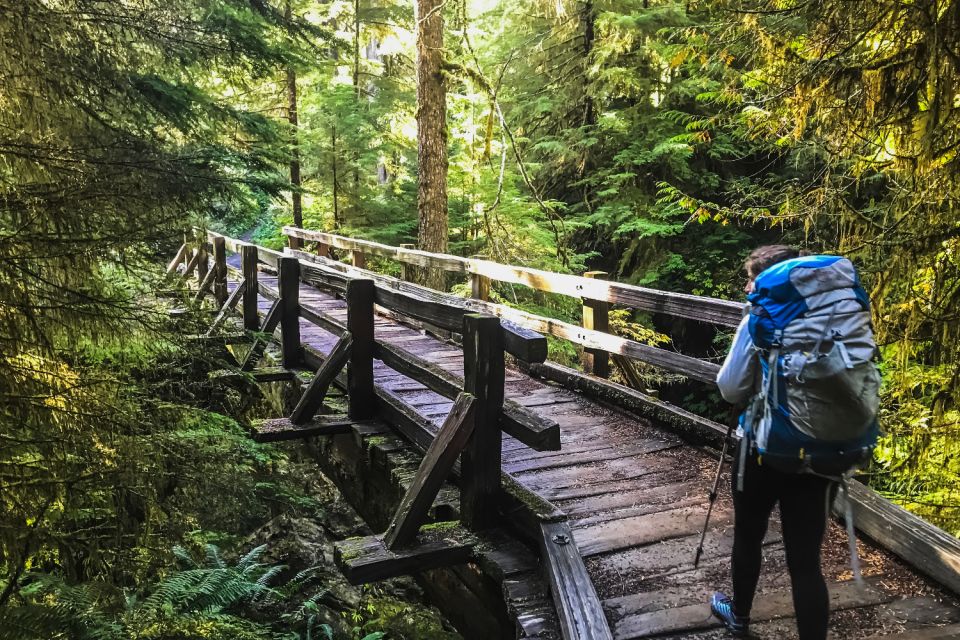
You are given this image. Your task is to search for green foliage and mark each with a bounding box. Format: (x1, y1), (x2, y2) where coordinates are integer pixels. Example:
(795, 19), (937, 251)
(0, 545), (332, 640)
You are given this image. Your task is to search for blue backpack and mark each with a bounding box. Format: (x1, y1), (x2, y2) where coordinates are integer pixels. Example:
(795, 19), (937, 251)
(740, 255), (881, 478)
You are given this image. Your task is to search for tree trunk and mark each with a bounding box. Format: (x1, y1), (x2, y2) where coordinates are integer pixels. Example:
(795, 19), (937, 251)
(415, 0), (448, 291)
(286, 1), (303, 247)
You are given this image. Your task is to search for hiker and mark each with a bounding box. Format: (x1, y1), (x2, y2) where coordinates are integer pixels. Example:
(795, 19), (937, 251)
(709, 245), (881, 639)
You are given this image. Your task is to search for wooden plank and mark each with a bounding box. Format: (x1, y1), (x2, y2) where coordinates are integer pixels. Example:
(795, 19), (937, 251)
(241, 243), (259, 330)
(283, 226), (744, 327)
(347, 279), (377, 420)
(240, 298), (281, 371)
(610, 578), (892, 639)
(461, 314), (505, 531)
(205, 279), (245, 336)
(539, 520), (613, 640)
(278, 256), (301, 368)
(582, 271), (610, 378)
(290, 332), (352, 424)
(209, 367), (295, 384)
(573, 505), (732, 557)
(384, 393), (478, 548)
(526, 361), (728, 448)
(334, 527), (476, 585)
(250, 414), (361, 443)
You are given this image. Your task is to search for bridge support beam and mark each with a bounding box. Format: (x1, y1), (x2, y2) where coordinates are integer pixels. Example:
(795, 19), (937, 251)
(241, 243), (259, 331)
(347, 278), (376, 420)
(461, 313), (505, 531)
(279, 256), (301, 368)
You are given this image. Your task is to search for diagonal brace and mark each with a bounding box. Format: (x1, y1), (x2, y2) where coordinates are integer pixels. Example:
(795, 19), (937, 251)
(290, 331), (353, 425)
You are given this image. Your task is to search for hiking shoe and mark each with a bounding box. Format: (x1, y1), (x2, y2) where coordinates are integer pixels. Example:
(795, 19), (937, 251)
(710, 592), (749, 637)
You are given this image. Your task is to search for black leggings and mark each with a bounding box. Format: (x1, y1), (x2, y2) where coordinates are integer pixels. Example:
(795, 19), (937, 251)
(731, 442), (837, 640)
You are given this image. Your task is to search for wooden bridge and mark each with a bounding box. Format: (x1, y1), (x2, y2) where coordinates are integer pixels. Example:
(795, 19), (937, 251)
(167, 227), (960, 639)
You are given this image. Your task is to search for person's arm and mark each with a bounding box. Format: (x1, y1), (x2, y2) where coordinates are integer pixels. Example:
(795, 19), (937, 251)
(716, 314), (757, 405)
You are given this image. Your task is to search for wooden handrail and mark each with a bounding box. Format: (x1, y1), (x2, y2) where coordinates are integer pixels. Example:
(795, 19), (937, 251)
(289, 247), (720, 384)
(283, 225), (744, 327)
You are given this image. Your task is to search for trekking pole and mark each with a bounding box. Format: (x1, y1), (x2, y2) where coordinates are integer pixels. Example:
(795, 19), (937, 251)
(693, 421), (736, 568)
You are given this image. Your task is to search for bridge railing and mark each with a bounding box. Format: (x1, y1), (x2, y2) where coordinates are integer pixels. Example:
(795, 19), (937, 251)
(282, 226), (742, 386)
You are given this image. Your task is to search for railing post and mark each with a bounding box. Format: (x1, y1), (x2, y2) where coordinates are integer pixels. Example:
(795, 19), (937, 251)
(197, 241), (209, 285)
(212, 236), (228, 307)
(399, 244), (414, 282)
(352, 249), (366, 270)
(469, 255), (491, 302)
(316, 242), (330, 258)
(288, 229), (302, 251)
(347, 278), (376, 419)
(582, 271), (610, 378)
(241, 243), (260, 331)
(461, 313), (505, 530)
(279, 257), (301, 368)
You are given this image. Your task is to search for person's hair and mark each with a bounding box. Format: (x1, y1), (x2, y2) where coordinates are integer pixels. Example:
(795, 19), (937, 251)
(744, 245), (800, 279)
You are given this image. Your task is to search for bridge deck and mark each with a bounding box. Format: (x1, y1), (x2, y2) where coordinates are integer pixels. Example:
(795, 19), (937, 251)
(229, 274), (960, 639)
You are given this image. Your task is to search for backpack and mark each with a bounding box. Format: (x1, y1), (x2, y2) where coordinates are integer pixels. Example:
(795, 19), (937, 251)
(741, 255), (881, 478)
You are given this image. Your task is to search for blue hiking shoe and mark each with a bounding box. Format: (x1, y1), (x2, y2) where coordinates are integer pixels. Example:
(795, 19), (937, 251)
(710, 592), (749, 637)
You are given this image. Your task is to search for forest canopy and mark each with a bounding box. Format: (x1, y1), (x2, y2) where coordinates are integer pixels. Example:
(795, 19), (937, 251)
(1, 0), (959, 636)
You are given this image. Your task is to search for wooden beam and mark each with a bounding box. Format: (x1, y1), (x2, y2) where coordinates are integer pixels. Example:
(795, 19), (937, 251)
(251, 414), (360, 443)
(241, 298), (282, 371)
(843, 480), (960, 597)
(181, 248), (200, 280)
(241, 243), (259, 331)
(539, 521), (613, 640)
(334, 527), (476, 585)
(461, 314), (505, 531)
(581, 271), (610, 378)
(347, 279), (377, 420)
(482, 302), (721, 384)
(278, 256), (301, 368)
(212, 236), (228, 307)
(290, 332), (352, 425)
(384, 393), (478, 549)
(210, 367), (295, 384)
(165, 243), (188, 278)
(193, 265), (216, 303)
(206, 279), (246, 337)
